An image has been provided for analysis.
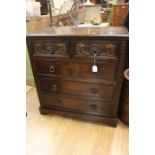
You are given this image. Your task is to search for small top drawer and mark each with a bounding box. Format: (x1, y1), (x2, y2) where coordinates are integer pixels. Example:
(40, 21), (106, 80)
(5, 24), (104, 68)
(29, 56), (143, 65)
(71, 40), (121, 58)
(29, 39), (69, 57)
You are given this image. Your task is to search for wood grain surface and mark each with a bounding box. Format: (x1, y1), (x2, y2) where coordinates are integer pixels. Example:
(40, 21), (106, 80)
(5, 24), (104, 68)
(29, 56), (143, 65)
(27, 26), (129, 37)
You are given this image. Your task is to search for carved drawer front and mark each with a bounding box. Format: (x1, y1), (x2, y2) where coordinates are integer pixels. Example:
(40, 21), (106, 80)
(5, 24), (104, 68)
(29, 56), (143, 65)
(34, 59), (117, 81)
(38, 77), (115, 100)
(31, 40), (68, 57)
(71, 40), (121, 58)
(40, 93), (114, 117)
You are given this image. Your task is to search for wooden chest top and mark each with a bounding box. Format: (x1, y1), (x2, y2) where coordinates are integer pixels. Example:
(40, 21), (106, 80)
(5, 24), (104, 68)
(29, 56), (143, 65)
(26, 26), (129, 38)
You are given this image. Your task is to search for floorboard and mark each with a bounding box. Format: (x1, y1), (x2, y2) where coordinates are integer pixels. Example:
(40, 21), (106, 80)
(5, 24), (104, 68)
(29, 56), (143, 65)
(26, 87), (129, 155)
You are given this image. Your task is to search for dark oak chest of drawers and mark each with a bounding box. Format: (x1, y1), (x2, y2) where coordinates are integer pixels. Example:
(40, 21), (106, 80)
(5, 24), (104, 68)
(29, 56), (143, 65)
(27, 26), (128, 127)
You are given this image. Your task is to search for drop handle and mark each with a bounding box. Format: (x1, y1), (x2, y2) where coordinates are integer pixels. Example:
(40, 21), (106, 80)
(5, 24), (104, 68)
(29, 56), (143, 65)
(49, 65), (55, 73)
(44, 45), (55, 54)
(91, 88), (98, 94)
(89, 44), (100, 56)
(90, 104), (97, 110)
(93, 50), (98, 55)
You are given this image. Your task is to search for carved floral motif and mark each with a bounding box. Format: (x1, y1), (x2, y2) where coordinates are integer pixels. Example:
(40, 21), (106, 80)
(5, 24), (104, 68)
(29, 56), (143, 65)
(33, 41), (66, 55)
(75, 41), (119, 57)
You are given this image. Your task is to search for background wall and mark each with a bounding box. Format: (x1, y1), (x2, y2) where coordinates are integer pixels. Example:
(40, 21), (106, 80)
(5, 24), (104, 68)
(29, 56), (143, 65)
(26, 24), (34, 86)
(26, 48), (34, 85)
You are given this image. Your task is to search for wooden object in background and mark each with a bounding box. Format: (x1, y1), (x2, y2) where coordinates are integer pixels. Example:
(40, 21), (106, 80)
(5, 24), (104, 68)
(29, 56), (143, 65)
(26, 15), (51, 33)
(112, 4), (129, 26)
(100, 11), (109, 22)
(26, 26), (128, 127)
(114, 0), (125, 4)
(90, 0), (101, 4)
(35, 0), (48, 15)
(80, 0), (101, 4)
(119, 69), (129, 125)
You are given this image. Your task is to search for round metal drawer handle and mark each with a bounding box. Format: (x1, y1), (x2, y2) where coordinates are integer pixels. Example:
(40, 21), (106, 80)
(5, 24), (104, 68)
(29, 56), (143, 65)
(49, 65), (55, 73)
(91, 88), (98, 94)
(90, 104), (97, 110)
(51, 82), (58, 92)
(54, 99), (61, 105)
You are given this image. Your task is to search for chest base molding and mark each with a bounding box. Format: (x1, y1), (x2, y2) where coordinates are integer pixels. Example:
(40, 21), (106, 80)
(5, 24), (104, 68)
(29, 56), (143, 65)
(39, 107), (118, 127)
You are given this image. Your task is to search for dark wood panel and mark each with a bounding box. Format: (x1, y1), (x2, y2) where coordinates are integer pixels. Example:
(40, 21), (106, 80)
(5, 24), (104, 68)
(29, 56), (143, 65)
(34, 59), (117, 81)
(39, 107), (118, 127)
(38, 77), (115, 99)
(40, 93), (114, 117)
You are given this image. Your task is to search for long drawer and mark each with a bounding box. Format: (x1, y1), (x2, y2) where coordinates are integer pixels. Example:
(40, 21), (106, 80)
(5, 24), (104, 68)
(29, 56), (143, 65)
(40, 93), (114, 117)
(38, 77), (115, 99)
(34, 59), (117, 81)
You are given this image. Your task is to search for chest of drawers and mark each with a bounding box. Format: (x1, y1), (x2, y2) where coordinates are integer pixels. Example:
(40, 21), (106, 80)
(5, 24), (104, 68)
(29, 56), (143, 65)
(27, 26), (128, 127)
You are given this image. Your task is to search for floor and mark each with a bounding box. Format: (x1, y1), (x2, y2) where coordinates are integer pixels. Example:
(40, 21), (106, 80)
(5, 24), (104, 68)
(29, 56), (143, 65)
(26, 85), (33, 94)
(26, 86), (129, 155)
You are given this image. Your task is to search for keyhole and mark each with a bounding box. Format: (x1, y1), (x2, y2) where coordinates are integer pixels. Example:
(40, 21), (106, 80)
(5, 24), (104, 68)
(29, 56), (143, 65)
(94, 50), (97, 55)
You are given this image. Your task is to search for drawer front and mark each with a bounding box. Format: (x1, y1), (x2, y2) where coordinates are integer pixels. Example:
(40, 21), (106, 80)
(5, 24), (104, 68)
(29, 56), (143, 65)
(30, 40), (69, 57)
(71, 40), (121, 58)
(40, 93), (114, 117)
(38, 78), (115, 99)
(34, 59), (117, 81)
